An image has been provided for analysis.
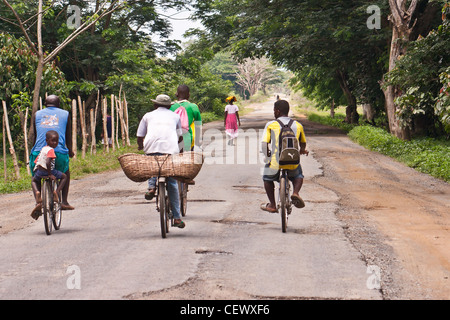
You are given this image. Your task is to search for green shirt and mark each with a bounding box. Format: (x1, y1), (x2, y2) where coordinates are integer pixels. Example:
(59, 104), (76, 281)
(170, 100), (202, 150)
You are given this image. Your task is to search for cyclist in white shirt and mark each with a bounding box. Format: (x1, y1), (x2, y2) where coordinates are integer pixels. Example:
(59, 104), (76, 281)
(137, 94), (185, 228)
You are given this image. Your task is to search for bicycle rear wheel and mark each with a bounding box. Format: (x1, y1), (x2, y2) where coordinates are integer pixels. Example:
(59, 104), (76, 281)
(53, 180), (62, 230)
(159, 181), (167, 238)
(280, 175), (288, 233)
(42, 180), (53, 235)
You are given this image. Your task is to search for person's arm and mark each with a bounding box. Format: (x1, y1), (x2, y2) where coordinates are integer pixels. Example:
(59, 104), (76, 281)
(137, 137), (144, 151)
(300, 142), (309, 156)
(65, 116), (74, 158)
(298, 125), (309, 156)
(236, 111), (241, 126)
(224, 111), (228, 126)
(261, 123), (271, 160)
(136, 116), (147, 151)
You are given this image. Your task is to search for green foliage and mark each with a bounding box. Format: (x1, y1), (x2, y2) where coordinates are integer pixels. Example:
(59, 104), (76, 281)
(384, 6), (450, 135)
(307, 113), (359, 133)
(349, 126), (450, 181)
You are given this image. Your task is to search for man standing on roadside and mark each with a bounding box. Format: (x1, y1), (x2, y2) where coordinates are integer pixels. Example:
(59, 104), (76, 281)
(30, 95), (75, 211)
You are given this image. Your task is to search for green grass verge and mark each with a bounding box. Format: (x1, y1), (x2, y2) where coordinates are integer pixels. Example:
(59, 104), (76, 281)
(348, 126), (450, 182)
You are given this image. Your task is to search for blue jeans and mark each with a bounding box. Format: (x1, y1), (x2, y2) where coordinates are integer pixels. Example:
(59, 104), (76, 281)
(147, 155), (181, 220)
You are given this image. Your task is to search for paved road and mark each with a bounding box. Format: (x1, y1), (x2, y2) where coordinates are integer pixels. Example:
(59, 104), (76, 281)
(0, 99), (385, 300)
(6, 97), (449, 301)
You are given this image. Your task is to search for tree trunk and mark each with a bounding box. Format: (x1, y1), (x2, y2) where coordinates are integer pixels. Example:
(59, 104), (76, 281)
(383, 0), (440, 140)
(28, 0), (44, 145)
(336, 69), (359, 124)
(383, 24), (411, 140)
(2, 101), (20, 179)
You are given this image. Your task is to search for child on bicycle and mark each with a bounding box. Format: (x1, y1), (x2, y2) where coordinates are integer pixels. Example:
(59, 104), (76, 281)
(260, 100), (309, 213)
(31, 130), (68, 220)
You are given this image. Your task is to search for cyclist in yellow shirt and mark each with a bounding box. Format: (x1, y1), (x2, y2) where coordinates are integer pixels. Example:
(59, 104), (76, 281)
(261, 100), (309, 213)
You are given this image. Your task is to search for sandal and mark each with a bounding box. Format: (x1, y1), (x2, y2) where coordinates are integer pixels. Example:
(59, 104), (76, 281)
(291, 194), (305, 208)
(173, 219), (186, 228)
(31, 203), (42, 220)
(145, 188), (155, 200)
(260, 203), (278, 213)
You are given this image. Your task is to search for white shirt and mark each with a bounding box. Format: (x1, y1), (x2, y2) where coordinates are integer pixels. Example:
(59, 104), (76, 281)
(225, 104), (239, 114)
(136, 107), (183, 154)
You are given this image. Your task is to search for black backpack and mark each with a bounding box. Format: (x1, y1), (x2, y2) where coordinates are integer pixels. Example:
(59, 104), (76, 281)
(277, 119), (300, 167)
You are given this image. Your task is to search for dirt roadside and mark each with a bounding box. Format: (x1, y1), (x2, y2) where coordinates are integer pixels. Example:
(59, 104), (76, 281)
(299, 115), (450, 300)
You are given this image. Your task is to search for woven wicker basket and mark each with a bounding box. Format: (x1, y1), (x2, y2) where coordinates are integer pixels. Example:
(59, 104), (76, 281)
(118, 152), (204, 183)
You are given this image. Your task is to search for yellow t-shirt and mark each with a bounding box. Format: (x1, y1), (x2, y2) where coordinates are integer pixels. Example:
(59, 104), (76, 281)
(261, 117), (306, 170)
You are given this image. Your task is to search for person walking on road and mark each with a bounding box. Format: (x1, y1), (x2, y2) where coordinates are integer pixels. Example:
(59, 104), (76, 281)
(224, 96), (241, 146)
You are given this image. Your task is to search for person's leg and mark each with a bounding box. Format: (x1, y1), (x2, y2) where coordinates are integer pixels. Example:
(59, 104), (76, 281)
(55, 171), (67, 199)
(263, 180), (277, 211)
(31, 176), (42, 203)
(55, 153), (74, 210)
(145, 177), (157, 200)
(31, 174), (43, 220)
(61, 169), (74, 209)
(166, 178), (185, 228)
(289, 165), (305, 208)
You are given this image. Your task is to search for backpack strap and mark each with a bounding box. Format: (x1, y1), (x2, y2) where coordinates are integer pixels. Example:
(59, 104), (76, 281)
(276, 119), (294, 128)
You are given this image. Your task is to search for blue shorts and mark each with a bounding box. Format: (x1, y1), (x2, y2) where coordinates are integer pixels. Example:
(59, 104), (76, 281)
(262, 164), (304, 182)
(34, 168), (64, 180)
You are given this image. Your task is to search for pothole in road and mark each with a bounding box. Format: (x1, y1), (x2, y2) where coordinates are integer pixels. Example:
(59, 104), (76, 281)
(188, 199), (226, 202)
(195, 249), (233, 256)
(212, 219), (269, 226)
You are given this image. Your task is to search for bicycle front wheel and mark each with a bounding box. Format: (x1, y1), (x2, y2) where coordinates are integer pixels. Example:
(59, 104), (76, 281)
(42, 180), (53, 235)
(179, 182), (188, 217)
(53, 180), (62, 230)
(159, 181), (167, 238)
(280, 176), (288, 233)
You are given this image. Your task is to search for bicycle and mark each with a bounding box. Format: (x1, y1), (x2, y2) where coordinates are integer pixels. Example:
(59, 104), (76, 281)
(277, 169), (292, 233)
(41, 177), (62, 235)
(156, 176), (174, 238)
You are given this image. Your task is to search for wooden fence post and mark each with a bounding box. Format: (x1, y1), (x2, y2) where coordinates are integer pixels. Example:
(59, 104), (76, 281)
(102, 97), (109, 153)
(111, 94), (115, 151)
(90, 108), (96, 155)
(3, 113), (7, 181)
(77, 96), (87, 159)
(72, 99), (77, 159)
(24, 107), (31, 175)
(2, 101), (20, 179)
(123, 93), (130, 146)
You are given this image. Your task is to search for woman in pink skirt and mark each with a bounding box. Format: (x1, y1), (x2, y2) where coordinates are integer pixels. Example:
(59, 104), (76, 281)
(224, 96), (241, 146)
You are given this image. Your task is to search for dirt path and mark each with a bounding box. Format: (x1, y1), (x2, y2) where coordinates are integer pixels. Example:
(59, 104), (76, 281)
(298, 114), (450, 299)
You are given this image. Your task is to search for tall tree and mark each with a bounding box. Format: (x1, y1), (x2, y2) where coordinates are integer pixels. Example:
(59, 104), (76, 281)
(1, 0), (123, 142)
(382, 0), (442, 140)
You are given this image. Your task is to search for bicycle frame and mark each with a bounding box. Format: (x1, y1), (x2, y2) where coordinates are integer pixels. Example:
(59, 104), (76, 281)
(277, 169), (292, 233)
